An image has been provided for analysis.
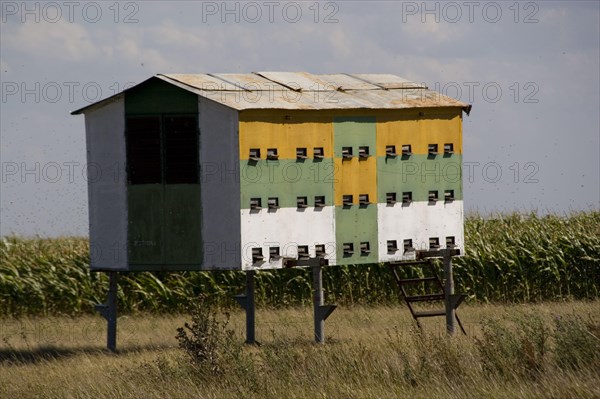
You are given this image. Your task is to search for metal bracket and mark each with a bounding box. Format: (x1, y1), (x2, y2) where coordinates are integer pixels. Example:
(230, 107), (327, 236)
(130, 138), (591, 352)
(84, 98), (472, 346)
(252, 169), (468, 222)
(233, 295), (245, 307)
(449, 294), (465, 310)
(317, 304), (337, 321)
(94, 303), (110, 320)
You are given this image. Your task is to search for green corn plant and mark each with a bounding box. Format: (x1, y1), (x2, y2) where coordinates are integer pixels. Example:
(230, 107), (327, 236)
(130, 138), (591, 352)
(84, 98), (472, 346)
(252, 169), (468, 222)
(0, 212), (598, 316)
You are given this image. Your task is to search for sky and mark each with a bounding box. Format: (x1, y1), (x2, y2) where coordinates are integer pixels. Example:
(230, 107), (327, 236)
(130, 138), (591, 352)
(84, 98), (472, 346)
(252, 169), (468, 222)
(1, 0), (599, 237)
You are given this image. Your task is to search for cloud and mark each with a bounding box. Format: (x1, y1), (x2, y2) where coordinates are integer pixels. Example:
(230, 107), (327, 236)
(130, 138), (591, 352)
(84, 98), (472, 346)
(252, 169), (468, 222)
(4, 21), (96, 62)
(111, 32), (172, 71)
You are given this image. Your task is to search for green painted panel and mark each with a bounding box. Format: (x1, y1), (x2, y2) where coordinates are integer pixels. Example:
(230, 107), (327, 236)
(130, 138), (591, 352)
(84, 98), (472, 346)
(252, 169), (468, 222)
(125, 78), (198, 115)
(128, 184), (202, 269)
(240, 159), (335, 209)
(128, 185), (164, 264)
(333, 116), (378, 265)
(377, 154), (463, 202)
(334, 205), (379, 264)
(333, 116), (377, 158)
(165, 184), (202, 265)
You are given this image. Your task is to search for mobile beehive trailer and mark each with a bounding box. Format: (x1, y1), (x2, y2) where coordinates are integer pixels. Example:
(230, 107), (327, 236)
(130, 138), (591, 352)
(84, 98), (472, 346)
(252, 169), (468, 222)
(72, 72), (471, 350)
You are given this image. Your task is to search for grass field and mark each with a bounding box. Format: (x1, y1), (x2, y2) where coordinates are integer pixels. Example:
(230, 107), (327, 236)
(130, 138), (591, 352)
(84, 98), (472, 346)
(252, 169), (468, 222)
(1, 301), (599, 398)
(1, 212), (599, 397)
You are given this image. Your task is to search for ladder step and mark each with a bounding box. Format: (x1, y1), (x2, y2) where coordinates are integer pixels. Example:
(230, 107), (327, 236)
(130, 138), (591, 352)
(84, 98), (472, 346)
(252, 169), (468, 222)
(397, 277), (437, 284)
(405, 293), (445, 302)
(390, 260), (431, 266)
(413, 309), (446, 318)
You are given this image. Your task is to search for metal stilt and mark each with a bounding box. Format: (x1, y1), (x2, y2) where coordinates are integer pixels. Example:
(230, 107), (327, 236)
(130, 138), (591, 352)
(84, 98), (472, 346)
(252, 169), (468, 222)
(312, 264), (336, 344)
(234, 270), (256, 344)
(95, 271), (118, 352)
(443, 253), (456, 335)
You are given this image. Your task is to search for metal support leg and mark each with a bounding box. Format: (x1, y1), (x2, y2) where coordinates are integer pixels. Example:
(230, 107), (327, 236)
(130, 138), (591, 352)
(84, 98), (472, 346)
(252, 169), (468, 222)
(312, 265), (336, 344)
(443, 254), (456, 335)
(234, 270), (256, 344)
(313, 265), (324, 343)
(95, 271), (118, 352)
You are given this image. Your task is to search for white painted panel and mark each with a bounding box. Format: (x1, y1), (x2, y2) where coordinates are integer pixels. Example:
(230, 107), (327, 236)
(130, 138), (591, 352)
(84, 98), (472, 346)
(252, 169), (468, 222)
(199, 97), (241, 270)
(240, 206), (336, 270)
(377, 200), (464, 262)
(84, 96), (128, 270)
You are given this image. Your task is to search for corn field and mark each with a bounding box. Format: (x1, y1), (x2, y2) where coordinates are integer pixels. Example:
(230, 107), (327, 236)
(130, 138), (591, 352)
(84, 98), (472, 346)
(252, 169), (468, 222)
(1, 212), (598, 316)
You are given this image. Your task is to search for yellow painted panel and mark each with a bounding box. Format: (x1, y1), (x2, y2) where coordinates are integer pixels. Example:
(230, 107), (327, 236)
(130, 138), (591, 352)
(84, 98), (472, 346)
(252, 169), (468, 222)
(375, 107), (463, 156)
(239, 110), (334, 160)
(333, 157), (377, 206)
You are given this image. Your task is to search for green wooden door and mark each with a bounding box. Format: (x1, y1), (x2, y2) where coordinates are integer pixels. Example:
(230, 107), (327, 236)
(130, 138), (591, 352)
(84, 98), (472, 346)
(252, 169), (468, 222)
(125, 114), (202, 270)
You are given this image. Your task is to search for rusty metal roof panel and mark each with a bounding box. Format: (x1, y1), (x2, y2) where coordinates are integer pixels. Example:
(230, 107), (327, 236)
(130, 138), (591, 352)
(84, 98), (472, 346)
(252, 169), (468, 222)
(255, 71), (333, 91)
(184, 85), (468, 110)
(209, 73), (290, 91)
(159, 73), (243, 91)
(291, 90), (371, 109)
(197, 89), (274, 110)
(345, 88), (466, 109)
(318, 74), (382, 91)
(199, 89), (333, 110)
(197, 87), (468, 110)
(349, 73), (427, 89)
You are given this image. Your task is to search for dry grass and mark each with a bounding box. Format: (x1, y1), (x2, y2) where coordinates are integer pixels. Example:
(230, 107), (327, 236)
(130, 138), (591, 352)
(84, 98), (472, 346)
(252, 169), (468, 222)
(1, 301), (599, 398)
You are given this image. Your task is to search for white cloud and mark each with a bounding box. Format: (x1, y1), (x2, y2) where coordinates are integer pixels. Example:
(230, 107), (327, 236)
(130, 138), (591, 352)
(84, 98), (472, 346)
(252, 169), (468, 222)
(112, 33), (172, 71)
(5, 21), (96, 62)
(149, 20), (210, 49)
(397, 18), (469, 46)
(327, 27), (352, 60)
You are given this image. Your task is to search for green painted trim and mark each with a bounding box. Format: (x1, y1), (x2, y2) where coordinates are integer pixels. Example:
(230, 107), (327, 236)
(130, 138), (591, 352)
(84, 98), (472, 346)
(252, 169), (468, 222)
(240, 159), (335, 209)
(333, 116), (377, 158)
(376, 154), (463, 202)
(125, 78), (198, 115)
(334, 204), (379, 264)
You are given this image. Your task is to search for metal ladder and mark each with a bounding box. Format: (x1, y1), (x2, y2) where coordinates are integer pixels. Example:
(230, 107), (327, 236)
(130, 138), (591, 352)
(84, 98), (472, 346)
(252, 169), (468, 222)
(389, 260), (466, 334)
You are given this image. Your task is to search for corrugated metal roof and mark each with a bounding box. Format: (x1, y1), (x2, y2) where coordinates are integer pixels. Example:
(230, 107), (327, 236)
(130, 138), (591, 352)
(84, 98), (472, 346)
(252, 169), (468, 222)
(162, 73), (243, 91)
(349, 73), (427, 89)
(71, 72), (471, 115)
(318, 74), (382, 91)
(255, 71), (333, 91)
(209, 73), (289, 91)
